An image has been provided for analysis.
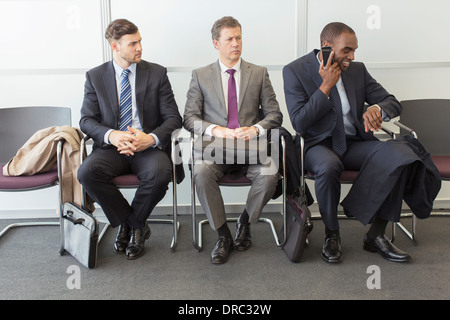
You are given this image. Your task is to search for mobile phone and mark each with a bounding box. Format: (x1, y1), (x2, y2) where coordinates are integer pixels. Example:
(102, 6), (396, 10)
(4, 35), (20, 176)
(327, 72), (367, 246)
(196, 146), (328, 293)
(321, 46), (332, 67)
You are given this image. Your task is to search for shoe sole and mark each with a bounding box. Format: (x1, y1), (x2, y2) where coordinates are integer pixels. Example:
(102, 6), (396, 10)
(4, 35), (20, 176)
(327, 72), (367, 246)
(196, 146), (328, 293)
(234, 242), (251, 251)
(321, 252), (343, 263)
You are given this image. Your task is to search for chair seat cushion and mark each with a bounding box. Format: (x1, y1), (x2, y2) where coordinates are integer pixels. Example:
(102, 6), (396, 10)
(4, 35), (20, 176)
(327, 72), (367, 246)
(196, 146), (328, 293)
(112, 173), (140, 187)
(0, 164), (59, 191)
(432, 155), (450, 179)
(340, 170), (359, 183)
(219, 174), (251, 186)
(306, 170), (359, 183)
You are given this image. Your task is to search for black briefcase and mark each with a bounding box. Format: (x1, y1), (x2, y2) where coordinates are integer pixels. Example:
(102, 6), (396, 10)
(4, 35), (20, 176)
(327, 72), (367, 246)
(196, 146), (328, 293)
(60, 202), (99, 269)
(280, 188), (313, 263)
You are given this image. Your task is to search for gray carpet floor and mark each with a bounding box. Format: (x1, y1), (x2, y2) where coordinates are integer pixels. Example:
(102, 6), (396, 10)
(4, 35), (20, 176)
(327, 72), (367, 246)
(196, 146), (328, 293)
(0, 213), (449, 301)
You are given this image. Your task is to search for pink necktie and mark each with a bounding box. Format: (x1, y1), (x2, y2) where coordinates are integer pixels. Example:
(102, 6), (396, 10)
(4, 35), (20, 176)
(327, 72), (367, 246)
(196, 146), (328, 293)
(226, 69), (239, 129)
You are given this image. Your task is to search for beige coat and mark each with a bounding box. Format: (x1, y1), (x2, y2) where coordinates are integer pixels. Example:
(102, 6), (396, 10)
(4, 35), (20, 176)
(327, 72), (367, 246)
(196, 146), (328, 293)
(3, 126), (94, 212)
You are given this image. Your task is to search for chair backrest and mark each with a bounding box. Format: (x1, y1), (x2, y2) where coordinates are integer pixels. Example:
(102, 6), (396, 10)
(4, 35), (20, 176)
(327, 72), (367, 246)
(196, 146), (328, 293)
(399, 99), (450, 155)
(0, 106), (72, 164)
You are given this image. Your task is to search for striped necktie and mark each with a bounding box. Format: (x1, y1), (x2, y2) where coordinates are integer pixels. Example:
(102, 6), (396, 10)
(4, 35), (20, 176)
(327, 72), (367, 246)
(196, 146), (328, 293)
(329, 86), (347, 157)
(119, 69), (132, 131)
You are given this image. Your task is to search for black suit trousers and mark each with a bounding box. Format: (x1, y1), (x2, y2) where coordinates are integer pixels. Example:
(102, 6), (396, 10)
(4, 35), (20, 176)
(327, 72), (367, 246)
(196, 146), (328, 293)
(78, 146), (172, 228)
(305, 136), (404, 230)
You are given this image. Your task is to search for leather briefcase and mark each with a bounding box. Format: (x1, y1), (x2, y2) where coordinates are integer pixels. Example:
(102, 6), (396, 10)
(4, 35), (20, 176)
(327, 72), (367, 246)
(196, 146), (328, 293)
(280, 188), (313, 263)
(60, 202), (99, 269)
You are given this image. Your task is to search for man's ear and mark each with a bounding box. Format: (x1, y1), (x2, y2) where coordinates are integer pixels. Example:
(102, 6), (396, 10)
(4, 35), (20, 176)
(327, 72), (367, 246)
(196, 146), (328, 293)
(111, 40), (119, 52)
(212, 39), (219, 50)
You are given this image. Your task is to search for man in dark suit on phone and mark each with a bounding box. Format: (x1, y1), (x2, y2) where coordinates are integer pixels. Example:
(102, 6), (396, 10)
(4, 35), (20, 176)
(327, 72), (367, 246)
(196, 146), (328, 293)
(78, 19), (182, 260)
(283, 22), (440, 264)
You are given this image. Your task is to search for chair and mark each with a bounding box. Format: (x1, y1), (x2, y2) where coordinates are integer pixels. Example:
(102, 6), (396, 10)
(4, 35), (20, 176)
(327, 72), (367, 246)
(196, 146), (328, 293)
(189, 133), (287, 251)
(0, 106), (71, 239)
(297, 127), (417, 242)
(80, 132), (183, 252)
(391, 99), (450, 242)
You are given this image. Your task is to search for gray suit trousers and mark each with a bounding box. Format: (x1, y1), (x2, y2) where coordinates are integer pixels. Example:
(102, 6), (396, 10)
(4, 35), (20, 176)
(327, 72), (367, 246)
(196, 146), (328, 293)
(193, 159), (279, 230)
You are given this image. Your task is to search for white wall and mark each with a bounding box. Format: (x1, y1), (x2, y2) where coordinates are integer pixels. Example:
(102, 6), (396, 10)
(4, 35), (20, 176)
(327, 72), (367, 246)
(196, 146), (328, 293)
(1, 0), (449, 218)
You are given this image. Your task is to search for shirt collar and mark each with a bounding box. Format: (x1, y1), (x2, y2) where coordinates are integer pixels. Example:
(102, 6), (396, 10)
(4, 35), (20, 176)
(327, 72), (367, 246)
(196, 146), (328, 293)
(112, 60), (137, 77)
(218, 58), (242, 73)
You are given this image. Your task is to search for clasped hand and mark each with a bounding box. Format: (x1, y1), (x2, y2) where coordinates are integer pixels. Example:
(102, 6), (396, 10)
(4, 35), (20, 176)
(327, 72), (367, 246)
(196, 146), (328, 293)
(109, 127), (155, 156)
(211, 126), (258, 141)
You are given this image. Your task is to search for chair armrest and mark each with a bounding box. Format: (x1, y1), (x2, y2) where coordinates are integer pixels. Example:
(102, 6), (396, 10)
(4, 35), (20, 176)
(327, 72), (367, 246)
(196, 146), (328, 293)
(380, 125), (396, 139)
(170, 129), (182, 164)
(80, 136), (93, 163)
(393, 120), (418, 138)
(295, 132), (307, 190)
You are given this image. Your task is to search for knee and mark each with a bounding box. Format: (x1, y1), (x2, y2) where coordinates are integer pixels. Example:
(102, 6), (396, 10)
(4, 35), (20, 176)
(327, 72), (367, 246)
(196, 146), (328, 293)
(77, 161), (98, 185)
(314, 157), (344, 180)
(141, 166), (172, 189)
(193, 163), (220, 186)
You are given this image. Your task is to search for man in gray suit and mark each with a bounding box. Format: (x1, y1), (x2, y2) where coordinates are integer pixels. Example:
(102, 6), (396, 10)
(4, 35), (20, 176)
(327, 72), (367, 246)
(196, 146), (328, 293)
(78, 19), (182, 260)
(183, 16), (283, 264)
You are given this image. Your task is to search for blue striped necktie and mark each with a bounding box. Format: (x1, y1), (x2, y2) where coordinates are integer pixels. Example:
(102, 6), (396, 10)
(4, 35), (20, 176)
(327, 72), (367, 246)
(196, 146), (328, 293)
(119, 69), (132, 131)
(329, 86), (347, 157)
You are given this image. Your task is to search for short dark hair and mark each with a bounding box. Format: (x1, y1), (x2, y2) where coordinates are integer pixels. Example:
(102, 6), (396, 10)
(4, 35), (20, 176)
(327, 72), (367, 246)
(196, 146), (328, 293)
(105, 19), (139, 43)
(211, 16), (242, 41)
(320, 22), (355, 46)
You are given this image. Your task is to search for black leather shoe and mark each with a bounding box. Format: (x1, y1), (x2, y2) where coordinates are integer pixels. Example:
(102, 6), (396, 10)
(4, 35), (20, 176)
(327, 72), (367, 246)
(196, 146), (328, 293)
(321, 233), (343, 263)
(234, 222), (252, 251)
(113, 223), (131, 254)
(363, 234), (411, 262)
(210, 236), (234, 264)
(126, 223), (151, 260)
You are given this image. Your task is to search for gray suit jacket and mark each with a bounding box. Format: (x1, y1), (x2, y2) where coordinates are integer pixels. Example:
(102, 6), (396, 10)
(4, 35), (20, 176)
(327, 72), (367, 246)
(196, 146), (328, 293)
(283, 50), (402, 150)
(80, 60), (181, 150)
(183, 59), (282, 134)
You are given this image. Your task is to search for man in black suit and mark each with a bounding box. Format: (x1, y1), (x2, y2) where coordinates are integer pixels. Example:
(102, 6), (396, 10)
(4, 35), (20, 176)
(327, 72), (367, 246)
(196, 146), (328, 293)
(78, 19), (182, 260)
(283, 22), (436, 263)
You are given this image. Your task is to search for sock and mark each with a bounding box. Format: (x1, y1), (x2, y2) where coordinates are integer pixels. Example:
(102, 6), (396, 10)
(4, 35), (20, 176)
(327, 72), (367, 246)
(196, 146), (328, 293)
(325, 227), (340, 237)
(367, 216), (388, 240)
(217, 222), (232, 239)
(238, 209), (249, 224)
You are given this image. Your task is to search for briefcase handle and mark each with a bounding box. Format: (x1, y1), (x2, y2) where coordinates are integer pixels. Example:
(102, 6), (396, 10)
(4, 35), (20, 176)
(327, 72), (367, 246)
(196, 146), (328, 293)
(63, 211), (85, 225)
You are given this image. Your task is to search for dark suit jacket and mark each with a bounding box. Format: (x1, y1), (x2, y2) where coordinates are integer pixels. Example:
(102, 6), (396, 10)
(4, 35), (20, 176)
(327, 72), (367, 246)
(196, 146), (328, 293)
(80, 60), (182, 151)
(341, 135), (441, 224)
(283, 50), (402, 149)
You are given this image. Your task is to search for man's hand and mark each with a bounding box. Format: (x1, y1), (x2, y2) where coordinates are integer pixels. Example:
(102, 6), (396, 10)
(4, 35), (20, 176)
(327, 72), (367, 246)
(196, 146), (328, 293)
(211, 126), (258, 140)
(109, 127), (155, 156)
(211, 126), (237, 139)
(363, 105), (383, 132)
(234, 126), (258, 140)
(124, 127), (155, 153)
(108, 130), (138, 156)
(319, 51), (341, 97)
